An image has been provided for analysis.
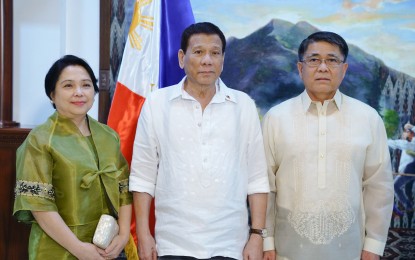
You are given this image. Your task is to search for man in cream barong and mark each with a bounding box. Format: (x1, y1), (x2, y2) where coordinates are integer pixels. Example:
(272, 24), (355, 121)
(262, 31), (394, 260)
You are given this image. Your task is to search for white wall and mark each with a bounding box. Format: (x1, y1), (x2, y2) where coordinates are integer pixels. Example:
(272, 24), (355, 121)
(13, 0), (99, 126)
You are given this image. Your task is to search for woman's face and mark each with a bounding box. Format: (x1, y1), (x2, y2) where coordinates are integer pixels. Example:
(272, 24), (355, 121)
(51, 65), (95, 121)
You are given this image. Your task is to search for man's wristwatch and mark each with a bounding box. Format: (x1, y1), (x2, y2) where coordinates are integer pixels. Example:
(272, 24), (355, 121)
(249, 228), (268, 238)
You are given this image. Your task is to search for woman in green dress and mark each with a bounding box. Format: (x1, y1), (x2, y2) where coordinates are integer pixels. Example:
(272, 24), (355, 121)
(13, 55), (133, 259)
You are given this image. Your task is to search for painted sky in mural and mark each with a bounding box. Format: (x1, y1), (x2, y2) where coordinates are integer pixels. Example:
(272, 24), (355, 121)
(190, 0), (415, 77)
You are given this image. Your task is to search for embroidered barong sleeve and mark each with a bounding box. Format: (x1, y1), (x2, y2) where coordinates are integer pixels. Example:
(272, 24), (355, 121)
(262, 111), (278, 251)
(246, 99), (269, 195)
(362, 114), (394, 255)
(129, 98), (158, 197)
(13, 133), (57, 223)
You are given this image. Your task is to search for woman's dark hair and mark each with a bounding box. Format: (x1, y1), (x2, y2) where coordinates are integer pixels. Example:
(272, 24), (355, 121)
(45, 55), (98, 108)
(298, 31), (349, 62)
(180, 22), (226, 54)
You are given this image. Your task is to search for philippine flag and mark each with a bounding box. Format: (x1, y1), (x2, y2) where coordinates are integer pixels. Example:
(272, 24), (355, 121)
(107, 0), (194, 244)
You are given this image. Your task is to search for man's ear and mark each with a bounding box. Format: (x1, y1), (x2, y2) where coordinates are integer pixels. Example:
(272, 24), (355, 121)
(297, 62), (304, 80)
(178, 49), (185, 69)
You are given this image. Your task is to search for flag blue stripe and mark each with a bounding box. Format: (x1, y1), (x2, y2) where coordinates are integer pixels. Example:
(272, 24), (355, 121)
(159, 0), (195, 88)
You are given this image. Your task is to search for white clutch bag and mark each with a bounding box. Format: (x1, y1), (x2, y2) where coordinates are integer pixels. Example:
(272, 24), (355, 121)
(93, 214), (119, 249)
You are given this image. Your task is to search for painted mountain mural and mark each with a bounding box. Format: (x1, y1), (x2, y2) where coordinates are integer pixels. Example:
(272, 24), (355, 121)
(221, 19), (415, 131)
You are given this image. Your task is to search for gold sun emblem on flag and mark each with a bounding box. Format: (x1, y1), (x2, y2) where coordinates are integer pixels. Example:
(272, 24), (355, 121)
(129, 0), (154, 50)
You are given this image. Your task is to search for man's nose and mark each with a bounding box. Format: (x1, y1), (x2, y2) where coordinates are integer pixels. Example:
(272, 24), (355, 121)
(317, 61), (329, 71)
(201, 54), (213, 64)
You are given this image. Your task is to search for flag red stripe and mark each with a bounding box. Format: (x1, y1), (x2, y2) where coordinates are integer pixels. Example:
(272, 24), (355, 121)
(107, 81), (156, 243)
(108, 82), (146, 164)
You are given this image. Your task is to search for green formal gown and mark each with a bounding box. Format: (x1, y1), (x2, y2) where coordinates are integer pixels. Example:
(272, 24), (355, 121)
(13, 112), (132, 259)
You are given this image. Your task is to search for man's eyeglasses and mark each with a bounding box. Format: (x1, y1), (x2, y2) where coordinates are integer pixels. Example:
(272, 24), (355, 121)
(301, 57), (344, 68)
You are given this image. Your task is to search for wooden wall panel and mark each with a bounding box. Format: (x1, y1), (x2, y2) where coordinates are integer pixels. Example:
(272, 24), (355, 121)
(0, 128), (31, 260)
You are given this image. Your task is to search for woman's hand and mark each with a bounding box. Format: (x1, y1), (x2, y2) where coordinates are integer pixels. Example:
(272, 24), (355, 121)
(73, 242), (106, 260)
(97, 233), (129, 259)
(97, 204), (133, 259)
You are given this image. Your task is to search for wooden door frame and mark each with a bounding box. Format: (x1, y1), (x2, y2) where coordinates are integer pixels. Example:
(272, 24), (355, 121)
(98, 0), (111, 124)
(0, 0), (18, 127)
